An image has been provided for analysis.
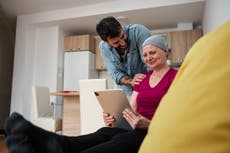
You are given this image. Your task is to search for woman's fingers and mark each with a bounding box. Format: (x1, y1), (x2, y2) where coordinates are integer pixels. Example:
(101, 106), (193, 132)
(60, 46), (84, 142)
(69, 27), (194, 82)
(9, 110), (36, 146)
(103, 112), (116, 127)
(123, 108), (138, 118)
(123, 108), (142, 129)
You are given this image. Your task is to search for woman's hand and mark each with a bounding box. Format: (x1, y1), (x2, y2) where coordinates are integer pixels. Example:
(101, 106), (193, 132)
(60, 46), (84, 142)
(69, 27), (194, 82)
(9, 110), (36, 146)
(131, 73), (146, 86)
(122, 108), (150, 129)
(103, 112), (116, 127)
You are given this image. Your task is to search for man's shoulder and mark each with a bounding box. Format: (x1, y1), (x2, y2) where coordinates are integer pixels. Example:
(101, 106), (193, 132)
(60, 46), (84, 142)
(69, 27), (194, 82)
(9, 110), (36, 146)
(124, 24), (148, 30)
(99, 41), (112, 54)
(99, 41), (109, 48)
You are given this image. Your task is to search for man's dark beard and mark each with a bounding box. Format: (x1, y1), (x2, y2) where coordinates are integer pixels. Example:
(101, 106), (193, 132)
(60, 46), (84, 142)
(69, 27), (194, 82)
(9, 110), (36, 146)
(116, 38), (128, 51)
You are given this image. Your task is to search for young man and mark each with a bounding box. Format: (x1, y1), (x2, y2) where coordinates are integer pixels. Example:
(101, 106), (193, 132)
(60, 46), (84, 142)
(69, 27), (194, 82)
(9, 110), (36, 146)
(96, 16), (151, 96)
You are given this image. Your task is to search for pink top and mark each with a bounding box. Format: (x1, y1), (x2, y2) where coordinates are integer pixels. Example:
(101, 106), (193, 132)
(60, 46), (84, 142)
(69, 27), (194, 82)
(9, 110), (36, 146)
(134, 68), (177, 120)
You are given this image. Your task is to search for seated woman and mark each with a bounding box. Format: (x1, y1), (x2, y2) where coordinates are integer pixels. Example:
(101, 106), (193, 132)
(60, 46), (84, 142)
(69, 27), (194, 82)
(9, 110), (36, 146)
(4, 34), (177, 153)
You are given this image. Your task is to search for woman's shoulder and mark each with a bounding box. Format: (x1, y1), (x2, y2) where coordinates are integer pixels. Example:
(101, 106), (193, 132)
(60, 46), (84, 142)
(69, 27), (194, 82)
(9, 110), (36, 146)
(167, 68), (178, 82)
(169, 67), (178, 74)
(124, 24), (150, 33)
(145, 70), (153, 76)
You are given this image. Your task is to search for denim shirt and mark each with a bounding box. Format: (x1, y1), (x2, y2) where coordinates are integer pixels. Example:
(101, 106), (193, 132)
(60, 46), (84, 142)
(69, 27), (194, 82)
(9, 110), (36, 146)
(99, 24), (151, 96)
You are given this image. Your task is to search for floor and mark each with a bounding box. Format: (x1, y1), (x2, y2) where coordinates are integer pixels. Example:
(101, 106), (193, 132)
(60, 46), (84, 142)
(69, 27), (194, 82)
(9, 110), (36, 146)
(0, 135), (7, 153)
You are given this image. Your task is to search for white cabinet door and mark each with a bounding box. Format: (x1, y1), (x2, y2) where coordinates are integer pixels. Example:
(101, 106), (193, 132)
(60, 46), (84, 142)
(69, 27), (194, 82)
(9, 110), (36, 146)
(63, 51), (98, 90)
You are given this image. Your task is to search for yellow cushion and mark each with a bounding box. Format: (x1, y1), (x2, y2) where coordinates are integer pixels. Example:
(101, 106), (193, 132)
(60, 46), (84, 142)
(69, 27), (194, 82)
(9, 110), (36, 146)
(139, 21), (230, 153)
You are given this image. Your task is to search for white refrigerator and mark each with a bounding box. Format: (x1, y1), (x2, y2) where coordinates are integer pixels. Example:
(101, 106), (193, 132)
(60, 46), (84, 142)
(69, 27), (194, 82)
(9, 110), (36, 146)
(63, 51), (98, 91)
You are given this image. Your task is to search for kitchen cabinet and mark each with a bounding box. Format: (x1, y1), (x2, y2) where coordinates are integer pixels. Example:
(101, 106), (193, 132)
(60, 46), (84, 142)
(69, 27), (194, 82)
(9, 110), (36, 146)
(64, 34), (95, 53)
(153, 29), (202, 64)
(169, 29), (202, 63)
(95, 37), (106, 70)
(186, 29), (202, 52)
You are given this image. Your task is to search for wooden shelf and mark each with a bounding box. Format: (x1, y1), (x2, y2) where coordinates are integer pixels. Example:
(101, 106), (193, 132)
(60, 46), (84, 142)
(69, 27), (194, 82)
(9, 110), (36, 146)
(64, 34), (95, 53)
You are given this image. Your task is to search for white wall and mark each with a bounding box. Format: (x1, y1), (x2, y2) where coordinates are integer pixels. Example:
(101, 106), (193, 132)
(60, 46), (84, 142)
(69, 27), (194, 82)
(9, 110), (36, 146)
(10, 23), (63, 120)
(10, 21), (36, 119)
(32, 26), (63, 118)
(202, 0), (230, 34)
(33, 26), (60, 89)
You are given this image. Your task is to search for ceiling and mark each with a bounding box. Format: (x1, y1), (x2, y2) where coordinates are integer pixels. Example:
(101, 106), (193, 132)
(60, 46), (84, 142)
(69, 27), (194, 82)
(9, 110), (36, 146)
(0, 0), (111, 16)
(0, 0), (205, 35)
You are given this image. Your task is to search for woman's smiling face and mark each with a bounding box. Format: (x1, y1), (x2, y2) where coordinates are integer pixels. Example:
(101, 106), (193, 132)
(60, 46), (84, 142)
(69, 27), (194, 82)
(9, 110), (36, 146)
(142, 45), (167, 69)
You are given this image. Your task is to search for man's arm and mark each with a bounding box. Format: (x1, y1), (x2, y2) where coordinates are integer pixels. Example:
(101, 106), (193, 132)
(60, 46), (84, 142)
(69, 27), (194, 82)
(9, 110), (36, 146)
(99, 42), (126, 84)
(120, 73), (146, 87)
(119, 75), (133, 86)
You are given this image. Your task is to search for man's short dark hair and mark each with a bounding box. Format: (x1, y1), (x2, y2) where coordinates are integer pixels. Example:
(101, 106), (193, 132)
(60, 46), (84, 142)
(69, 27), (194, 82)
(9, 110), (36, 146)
(96, 16), (122, 41)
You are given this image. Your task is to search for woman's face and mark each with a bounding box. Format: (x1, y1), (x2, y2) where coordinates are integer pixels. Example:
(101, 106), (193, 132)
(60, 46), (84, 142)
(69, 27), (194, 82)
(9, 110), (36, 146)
(142, 45), (167, 69)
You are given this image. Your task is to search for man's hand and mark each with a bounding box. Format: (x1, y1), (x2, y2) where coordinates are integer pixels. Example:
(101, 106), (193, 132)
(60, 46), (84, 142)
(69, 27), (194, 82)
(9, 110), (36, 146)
(131, 73), (146, 86)
(122, 108), (150, 129)
(120, 74), (146, 87)
(103, 112), (116, 127)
